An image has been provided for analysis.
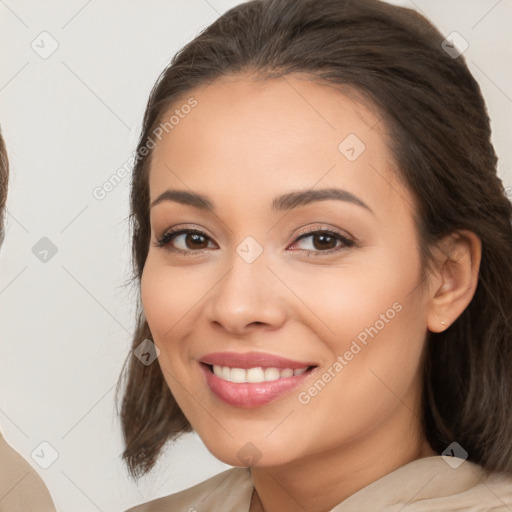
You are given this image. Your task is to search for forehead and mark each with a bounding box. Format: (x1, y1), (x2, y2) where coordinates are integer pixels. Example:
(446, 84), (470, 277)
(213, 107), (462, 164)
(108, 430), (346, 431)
(148, 74), (413, 219)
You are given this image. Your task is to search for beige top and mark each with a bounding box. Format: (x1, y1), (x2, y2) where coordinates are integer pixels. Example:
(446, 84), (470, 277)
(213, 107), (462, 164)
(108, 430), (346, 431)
(0, 432), (56, 511)
(126, 455), (512, 511)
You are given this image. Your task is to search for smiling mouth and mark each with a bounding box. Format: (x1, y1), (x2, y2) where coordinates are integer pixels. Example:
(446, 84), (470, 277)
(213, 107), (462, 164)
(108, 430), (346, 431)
(199, 361), (318, 408)
(201, 363), (317, 383)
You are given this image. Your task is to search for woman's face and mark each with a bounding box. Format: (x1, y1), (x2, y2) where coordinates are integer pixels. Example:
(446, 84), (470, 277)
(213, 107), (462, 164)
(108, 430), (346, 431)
(141, 75), (433, 468)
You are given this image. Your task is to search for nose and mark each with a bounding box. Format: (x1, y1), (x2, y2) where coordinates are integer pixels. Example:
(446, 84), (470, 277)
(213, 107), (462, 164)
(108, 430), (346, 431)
(203, 249), (288, 336)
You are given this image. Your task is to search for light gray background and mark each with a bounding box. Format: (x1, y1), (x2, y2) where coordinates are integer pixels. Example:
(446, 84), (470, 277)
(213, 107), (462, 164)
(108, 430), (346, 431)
(0, 0), (511, 510)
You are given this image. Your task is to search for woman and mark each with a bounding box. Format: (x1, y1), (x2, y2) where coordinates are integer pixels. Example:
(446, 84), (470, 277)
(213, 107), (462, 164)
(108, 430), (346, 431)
(119, 0), (512, 510)
(0, 131), (56, 511)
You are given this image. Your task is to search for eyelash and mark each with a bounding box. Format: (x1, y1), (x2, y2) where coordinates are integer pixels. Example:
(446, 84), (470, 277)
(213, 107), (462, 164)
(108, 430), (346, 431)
(155, 226), (355, 257)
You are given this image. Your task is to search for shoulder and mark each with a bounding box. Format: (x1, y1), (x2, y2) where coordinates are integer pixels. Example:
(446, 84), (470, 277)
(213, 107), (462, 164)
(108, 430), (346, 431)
(331, 456), (512, 512)
(422, 456), (512, 511)
(125, 467), (253, 512)
(400, 456), (512, 511)
(473, 466), (512, 511)
(0, 433), (56, 512)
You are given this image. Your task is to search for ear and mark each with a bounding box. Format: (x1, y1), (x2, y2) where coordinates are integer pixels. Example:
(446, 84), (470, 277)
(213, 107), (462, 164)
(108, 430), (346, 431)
(426, 230), (482, 333)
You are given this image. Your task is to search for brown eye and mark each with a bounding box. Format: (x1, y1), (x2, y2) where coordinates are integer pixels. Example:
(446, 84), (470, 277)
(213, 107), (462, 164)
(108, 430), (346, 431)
(156, 229), (215, 252)
(311, 233), (338, 250)
(291, 229), (354, 255)
(183, 233), (209, 249)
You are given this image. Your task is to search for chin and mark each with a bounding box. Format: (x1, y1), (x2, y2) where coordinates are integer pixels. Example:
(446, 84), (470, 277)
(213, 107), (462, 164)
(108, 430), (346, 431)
(199, 433), (296, 468)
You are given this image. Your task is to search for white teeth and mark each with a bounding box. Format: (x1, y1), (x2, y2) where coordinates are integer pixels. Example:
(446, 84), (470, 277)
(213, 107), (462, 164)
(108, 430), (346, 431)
(264, 367), (280, 381)
(246, 367), (265, 383)
(230, 368), (246, 383)
(212, 365), (309, 383)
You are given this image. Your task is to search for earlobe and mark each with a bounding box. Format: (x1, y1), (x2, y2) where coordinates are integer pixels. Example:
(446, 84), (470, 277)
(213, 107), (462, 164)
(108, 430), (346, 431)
(426, 230), (482, 333)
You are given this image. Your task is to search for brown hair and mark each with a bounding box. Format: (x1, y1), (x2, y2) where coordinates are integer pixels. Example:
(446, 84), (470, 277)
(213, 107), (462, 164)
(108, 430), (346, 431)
(117, 0), (512, 478)
(0, 128), (8, 246)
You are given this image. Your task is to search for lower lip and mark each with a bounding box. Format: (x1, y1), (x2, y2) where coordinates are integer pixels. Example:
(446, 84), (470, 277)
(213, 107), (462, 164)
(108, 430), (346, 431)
(200, 363), (314, 408)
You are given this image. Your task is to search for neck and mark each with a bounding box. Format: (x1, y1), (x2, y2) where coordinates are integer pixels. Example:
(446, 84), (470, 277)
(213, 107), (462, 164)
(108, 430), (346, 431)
(249, 401), (437, 512)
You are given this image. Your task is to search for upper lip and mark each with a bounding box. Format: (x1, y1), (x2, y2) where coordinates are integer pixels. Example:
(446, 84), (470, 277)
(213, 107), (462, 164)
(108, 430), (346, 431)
(200, 351), (317, 369)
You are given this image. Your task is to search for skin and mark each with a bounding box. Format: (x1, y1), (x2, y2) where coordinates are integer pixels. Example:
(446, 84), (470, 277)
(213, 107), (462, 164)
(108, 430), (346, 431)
(141, 74), (481, 512)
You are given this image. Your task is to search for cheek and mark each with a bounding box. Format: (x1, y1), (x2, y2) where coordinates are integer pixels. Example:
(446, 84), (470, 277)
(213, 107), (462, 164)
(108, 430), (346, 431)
(140, 262), (167, 337)
(296, 285), (426, 449)
(324, 253), (426, 400)
(285, 254), (422, 348)
(140, 257), (197, 341)
(294, 241), (427, 398)
(140, 259), (199, 398)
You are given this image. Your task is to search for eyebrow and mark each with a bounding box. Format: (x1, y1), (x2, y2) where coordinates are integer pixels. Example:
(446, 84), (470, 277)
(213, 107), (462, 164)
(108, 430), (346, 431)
(150, 188), (374, 215)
